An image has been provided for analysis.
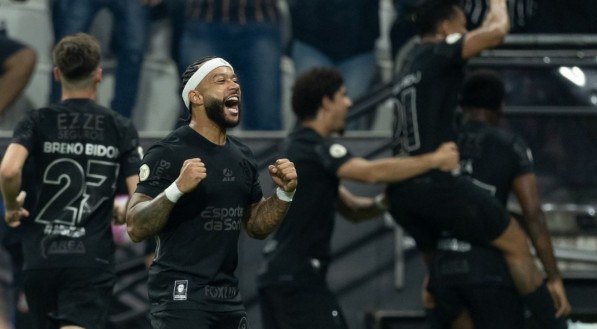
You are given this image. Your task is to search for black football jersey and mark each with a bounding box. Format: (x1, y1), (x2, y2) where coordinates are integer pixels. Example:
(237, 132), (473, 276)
(431, 121), (534, 287)
(458, 121), (534, 204)
(391, 36), (466, 158)
(135, 126), (263, 312)
(257, 127), (353, 287)
(12, 99), (141, 270)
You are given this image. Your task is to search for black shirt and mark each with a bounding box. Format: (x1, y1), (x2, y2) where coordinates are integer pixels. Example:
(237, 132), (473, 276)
(430, 121), (534, 287)
(257, 127), (353, 287)
(12, 99), (141, 270)
(391, 36), (466, 159)
(458, 121), (534, 205)
(135, 126), (263, 312)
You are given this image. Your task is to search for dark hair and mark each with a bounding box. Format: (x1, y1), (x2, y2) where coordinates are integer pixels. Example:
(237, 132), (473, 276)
(413, 0), (462, 36)
(460, 70), (505, 112)
(179, 56), (217, 96)
(292, 67), (344, 121)
(52, 33), (101, 81)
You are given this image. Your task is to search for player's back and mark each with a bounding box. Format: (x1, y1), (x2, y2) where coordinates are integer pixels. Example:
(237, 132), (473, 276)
(392, 37), (466, 157)
(13, 99), (139, 269)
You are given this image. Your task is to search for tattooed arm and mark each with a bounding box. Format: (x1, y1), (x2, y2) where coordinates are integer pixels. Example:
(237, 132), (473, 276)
(126, 193), (175, 242)
(126, 158), (207, 242)
(243, 159), (298, 239)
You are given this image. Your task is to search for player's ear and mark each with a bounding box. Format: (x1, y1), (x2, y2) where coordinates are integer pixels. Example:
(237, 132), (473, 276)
(190, 90), (204, 107)
(94, 67), (103, 83)
(321, 95), (333, 112)
(52, 67), (62, 82)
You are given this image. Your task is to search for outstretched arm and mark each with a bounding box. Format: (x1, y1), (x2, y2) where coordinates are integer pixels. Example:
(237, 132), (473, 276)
(462, 0), (510, 59)
(336, 142), (459, 184)
(244, 159), (297, 239)
(513, 173), (571, 317)
(336, 186), (386, 223)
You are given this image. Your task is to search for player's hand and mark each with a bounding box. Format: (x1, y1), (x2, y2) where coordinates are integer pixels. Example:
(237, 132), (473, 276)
(5, 191), (29, 228)
(547, 278), (571, 317)
(432, 142), (459, 172)
(176, 158), (207, 193)
(268, 159), (297, 193)
(112, 200), (126, 225)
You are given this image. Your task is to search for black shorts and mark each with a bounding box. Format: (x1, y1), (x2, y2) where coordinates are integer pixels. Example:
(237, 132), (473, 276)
(149, 308), (249, 329)
(430, 284), (525, 329)
(23, 267), (115, 329)
(387, 175), (510, 251)
(259, 283), (348, 329)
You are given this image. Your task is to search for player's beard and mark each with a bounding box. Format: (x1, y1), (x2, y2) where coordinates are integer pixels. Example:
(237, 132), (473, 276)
(204, 95), (241, 129)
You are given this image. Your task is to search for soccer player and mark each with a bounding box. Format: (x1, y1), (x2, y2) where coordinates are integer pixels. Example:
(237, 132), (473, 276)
(0, 33), (142, 329)
(125, 56), (298, 329)
(387, 0), (568, 327)
(426, 70), (571, 328)
(257, 67), (459, 329)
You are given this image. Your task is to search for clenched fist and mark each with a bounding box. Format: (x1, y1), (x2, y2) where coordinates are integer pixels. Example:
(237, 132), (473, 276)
(432, 142), (460, 172)
(175, 158), (207, 193)
(268, 159), (297, 193)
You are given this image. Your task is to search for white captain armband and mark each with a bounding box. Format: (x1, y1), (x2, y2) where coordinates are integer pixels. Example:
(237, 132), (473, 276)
(275, 187), (295, 202)
(164, 182), (184, 203)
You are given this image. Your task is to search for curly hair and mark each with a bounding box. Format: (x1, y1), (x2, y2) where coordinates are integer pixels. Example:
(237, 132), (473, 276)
(292, 67), (344, 121)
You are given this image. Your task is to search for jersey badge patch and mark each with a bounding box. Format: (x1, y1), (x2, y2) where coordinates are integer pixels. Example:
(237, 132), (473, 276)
(139, 164), (150, 181)
(329, 144), (347, 158)
(173, 280), (188, 301)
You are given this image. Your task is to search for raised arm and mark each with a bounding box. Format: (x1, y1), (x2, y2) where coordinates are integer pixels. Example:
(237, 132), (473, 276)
(126, 158), (206, 242)
(462, 0), (510, 59)
(336, 142), (459, 184)
(0, 143), (30, 227)
(512, 173), (571, 317)
(244, 159), (297, 239)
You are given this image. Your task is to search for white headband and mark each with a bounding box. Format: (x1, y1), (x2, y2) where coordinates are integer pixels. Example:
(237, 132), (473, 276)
(181, 57), (232, 109)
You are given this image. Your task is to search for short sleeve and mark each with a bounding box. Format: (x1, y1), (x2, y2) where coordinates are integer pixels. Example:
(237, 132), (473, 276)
(12, 109), (38, 152)
(247, 158), (264, 204)
(511, 136), (534, 177)
(235, 142), (263, 204)
(433, 34), (466, 67)
(134, 144), (179, 198)
(314, 141), (354, 175)
(118, 119), (142, 178)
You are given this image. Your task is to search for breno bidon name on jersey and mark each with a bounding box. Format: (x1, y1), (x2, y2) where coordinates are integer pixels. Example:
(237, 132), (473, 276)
(43, 142), (119, 159)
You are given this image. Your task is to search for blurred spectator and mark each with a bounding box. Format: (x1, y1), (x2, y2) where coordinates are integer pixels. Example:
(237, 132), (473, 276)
(287, 0), (380, 129)
(50, 0), (158, 118)
(0, 36), (36, 118)
(177, 0), (283, 130)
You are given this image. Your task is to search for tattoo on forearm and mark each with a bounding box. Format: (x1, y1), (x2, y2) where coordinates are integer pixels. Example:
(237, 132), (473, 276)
(245, 197), (290, 239)
(128, 194), (174, 241)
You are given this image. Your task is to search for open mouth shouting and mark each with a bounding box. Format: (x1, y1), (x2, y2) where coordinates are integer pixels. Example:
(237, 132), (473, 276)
(224, 95), (240, 116)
